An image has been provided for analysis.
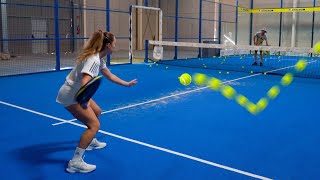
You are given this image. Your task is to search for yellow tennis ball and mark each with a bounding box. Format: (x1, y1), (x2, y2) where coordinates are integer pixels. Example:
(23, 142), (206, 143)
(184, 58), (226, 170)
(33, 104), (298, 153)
(246, 102), (258, 115)
(208, 78), (221, 90)
(236, 95), (248, 107)
(294, 60), (307, 72)
(221, 85), (237, 100)
(267, 86), (280, 99)
(256, 98), (268, 111)
(193, 73), (207, 86)
(281, 73), (293, 86)
(178, 73), (192, 86)
(313, 42), (320, 54)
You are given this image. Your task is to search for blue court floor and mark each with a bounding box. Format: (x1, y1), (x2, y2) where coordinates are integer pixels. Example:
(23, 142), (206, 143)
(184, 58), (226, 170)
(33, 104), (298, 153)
(1, 63), (320, 180)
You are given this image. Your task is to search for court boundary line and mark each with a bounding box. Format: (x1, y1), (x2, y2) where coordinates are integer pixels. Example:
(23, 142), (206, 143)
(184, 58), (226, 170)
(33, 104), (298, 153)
(0, 100), (272, 180)
(52, 60), (317, 126)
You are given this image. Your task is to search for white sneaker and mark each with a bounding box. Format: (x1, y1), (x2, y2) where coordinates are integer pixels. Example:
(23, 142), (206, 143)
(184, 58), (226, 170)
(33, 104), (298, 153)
(66, 157), (96, 173)
(86, 138), (107, 151)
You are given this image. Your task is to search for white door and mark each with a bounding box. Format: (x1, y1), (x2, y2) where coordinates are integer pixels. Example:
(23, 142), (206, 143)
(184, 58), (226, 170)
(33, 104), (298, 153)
(31, 19), (48, 54)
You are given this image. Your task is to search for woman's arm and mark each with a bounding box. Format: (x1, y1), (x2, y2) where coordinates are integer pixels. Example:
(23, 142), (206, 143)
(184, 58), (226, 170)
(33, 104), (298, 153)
(100, 67), (137, 87)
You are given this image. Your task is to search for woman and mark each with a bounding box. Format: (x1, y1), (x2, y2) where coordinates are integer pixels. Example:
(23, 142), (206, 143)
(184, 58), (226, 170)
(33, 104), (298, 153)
(56, 30), (137, 173)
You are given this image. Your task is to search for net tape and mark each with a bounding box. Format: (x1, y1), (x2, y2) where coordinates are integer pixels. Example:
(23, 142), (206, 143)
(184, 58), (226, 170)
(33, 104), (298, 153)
(149, 40), (314, 54)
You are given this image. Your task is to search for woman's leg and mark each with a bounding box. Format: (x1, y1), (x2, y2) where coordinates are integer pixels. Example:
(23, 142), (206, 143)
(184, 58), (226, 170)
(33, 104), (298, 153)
(88, 99), (102, 119)
(86, 99), (106, 150)
(65, 103), (100, 173)
(66, 104), (100, 149)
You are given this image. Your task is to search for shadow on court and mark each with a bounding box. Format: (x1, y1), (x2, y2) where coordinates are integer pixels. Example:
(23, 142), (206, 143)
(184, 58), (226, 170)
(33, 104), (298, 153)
(10, 140), (77, 179)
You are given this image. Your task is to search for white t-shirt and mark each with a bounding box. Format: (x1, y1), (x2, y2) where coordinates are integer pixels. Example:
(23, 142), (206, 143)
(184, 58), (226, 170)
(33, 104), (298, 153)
(56, 53), (106, 106)
(66, 53), (106, 86)
(255, 32), (267, 46)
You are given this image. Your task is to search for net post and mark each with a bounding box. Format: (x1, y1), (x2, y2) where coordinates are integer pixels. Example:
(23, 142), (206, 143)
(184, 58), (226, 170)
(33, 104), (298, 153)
(145, 40), (149, 63)
(54, 0), (61, 71)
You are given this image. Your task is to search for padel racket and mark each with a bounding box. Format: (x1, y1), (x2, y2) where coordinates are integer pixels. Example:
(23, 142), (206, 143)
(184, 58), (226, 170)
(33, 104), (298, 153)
(75, 75), (102, 108)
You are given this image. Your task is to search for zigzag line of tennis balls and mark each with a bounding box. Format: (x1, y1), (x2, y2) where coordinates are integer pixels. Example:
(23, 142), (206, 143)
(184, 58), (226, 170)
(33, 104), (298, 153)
(179, 60), (308, 115)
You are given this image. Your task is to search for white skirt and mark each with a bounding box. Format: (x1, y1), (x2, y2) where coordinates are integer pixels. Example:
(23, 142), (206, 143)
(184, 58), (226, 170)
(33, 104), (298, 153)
(56, 82), (80, 107)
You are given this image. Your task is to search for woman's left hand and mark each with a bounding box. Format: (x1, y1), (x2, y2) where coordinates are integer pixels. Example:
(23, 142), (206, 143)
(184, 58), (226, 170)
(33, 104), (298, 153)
(126, 79), (138, 87)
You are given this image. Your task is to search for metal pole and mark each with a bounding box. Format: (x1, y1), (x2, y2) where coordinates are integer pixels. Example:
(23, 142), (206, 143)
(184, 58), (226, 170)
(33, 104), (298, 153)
(129, 5), (133, 63)
(279, 0), (283, 47)
(106, 0), (111, 65)
(1, 0), (9, 53)
(213, 0), (219, 40)
(83, 0), (87, 39)
(174, 0), (178, 59)
(235, 0), (238, 45)
(218, 1), (222, 44)
(54, 0), (61, 71)
(249, 0), (253, 45)
(71, 0), (75, 52)
(145, 40), (149, 63)
(291, 0), (298, 47)
(311, 0), (316, 48)
(198, 0), (202, 58)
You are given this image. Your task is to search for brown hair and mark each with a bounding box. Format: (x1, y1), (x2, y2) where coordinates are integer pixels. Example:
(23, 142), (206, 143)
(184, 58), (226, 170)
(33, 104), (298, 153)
(76, 30), (114, 63)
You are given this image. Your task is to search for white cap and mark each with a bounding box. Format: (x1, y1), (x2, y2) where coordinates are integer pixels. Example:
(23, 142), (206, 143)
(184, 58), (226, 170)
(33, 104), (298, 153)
(261, 28), (267, 33)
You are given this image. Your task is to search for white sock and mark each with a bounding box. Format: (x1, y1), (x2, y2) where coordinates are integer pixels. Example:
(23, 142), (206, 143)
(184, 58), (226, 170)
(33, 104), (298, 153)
(72, 147), (85, 161)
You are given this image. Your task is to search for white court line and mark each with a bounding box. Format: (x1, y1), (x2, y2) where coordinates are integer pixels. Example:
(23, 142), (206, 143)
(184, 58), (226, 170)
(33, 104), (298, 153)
(53, 60), (317, 126)
(0, 100), (272, 180)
